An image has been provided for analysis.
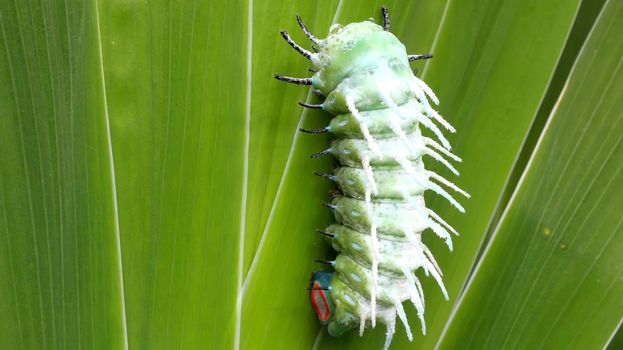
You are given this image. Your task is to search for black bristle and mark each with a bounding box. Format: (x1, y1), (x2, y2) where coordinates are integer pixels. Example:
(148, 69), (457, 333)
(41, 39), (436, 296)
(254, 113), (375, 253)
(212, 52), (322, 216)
(299, 127), (328, 134)
(316, 229), (335, 238)
(310, 149), (331, 158)
(408, 54), (433, 61)
(314, 259), (334, 266)
(298, 101), (323, 109)
(322, 202), (337, 210)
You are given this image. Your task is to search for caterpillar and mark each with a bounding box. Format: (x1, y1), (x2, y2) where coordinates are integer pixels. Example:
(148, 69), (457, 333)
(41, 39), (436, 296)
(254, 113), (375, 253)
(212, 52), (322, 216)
(275, 7), (468, 349)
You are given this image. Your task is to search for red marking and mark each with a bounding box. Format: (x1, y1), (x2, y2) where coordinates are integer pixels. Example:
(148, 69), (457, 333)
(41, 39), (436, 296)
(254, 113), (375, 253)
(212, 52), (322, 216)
(310, 281), (330, 321)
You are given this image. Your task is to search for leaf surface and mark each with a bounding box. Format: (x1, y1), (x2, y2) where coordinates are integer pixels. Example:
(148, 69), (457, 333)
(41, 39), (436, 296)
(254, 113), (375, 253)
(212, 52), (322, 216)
(438, 1), (623, 348)
(98, 0), (248, 347)
(0, 0), (126, 348)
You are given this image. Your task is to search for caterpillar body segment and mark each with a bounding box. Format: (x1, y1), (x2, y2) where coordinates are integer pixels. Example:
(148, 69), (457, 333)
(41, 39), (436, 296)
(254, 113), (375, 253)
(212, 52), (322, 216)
(276, 8), (468, 349)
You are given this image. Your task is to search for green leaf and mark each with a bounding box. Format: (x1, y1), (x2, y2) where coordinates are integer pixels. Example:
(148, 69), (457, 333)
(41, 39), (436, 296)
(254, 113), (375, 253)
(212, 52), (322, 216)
(609, 324), (623, 349)
(243, 0), (341, 278)
(2, 0), (619, 349)
(490, 0), (607, 241)
(96, 0), (249, 348)
(438, 1), (623, 348)
(0, 0), (126, 348)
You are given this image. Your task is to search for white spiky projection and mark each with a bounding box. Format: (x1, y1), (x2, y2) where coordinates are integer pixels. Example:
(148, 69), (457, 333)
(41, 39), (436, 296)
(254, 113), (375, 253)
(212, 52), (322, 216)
(275, 7), (469, 349)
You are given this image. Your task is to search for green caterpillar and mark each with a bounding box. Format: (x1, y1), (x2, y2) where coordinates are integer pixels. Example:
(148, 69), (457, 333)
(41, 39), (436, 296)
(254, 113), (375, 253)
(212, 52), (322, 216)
(275, 7), (468, 349)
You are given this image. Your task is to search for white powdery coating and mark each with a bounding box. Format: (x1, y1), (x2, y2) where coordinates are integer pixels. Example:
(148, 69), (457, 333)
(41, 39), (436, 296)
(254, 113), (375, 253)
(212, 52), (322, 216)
(359, 309), (367, 336)
(379, 88), (418, 154)
(425, 137), (462, 162)
(413, 76), (440, 105)
(346, 96), (383, 157)
(394, 301), (413, 341)
(413, 111), (452, 150)
(362, 156), (378, 194)
(428, 209), (459, 236)
(370, 232), (379, 328)
(383, 311), (396, 350)
(400, 265), (426, 335)
(429, 171), (471, 198)
(318, 48), (469, 350)
(366, 187), (380, 328)
(355, 99), (457, 346)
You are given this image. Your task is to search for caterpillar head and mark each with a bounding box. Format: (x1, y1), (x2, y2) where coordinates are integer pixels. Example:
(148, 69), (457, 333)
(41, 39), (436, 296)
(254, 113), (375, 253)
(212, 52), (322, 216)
(309, 270), (358, 337)
(309, 271), (335, 324)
